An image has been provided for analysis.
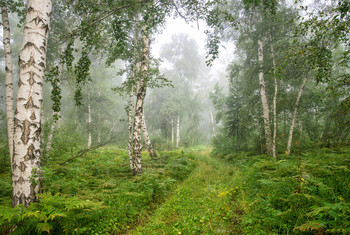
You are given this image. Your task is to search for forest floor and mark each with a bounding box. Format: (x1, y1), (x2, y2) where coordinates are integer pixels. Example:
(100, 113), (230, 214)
(1, 146), (349, 234)
(129, 148), (240, 234)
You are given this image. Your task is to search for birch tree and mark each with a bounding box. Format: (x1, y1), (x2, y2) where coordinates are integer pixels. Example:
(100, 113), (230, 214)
(141, 113), (157, 157)
(1, 2), (14, 162)
(12, 0), (52, 207)
(132, 20), (150, 175)
(286, 77), (308, 154)
(258, 38), (273, 156)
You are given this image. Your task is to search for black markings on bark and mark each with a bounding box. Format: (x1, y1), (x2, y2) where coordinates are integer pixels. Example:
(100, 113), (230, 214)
(20, 162), (26, 172)
(28, 71), (35, 85)
(27, 6), (34, 13)
(28, 144), (35, 160)
(30, 112), (36, 120)
(25, 97), (34, 109)
(21, 120), (30, 144)
(22, 42), (42, 55)
(38, 62), (45, 68)
(18, 79), (25, 87)
(34, 16), (40, 25)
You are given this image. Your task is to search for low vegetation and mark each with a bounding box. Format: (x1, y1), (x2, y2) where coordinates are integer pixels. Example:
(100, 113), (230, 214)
(216, 147), (350, 234)
(0, 147), (197, 234)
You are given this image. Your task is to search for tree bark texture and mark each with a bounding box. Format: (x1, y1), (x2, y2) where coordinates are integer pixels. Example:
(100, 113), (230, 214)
(270, 33), (278, 159)
(258, 39), (273, 156)
(12, 0), (52, 207)
(128, 85), (134, 171)
(141, 113), (157, 158)
(132, 22), (150, 175)
(2, 4), (14, 162)
(176, 115), (180, 148)
(286, 77), (308, 154)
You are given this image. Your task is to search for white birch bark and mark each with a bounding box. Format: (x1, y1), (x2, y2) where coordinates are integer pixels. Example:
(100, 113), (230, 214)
(258, 39), (273, 156)
(12, 0), (52, 207)
(171, 118), (174, 147)
(132, 21), (149, 175)
(286, 77), (308, 154)
(270, 33), (278, 159)
(2, 4), (14, 162)
(210, 110), (216, 136)
(176, 115), (180, 148)
(141, 113), (157, 158)
(128, 85), (134, 171)
(87, 91), (92, 149)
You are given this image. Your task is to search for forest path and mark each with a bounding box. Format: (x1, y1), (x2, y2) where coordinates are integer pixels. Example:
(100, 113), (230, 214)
(129, 148), (239, 234)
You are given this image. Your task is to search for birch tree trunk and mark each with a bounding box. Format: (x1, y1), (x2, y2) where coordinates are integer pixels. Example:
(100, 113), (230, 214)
(258, 39), (273, 156)
(2, 4), (14, 162)
(210, 110), (216, 136)
(286, 77), (308, 154)
(176, 115), (180, 148)
(270, 33), (278, 160)
(87, 91), (92, 149)
(171, 118), (174, 147)
(128, 15), (140, 171)
(141, 113), (157, 158)
(128, 85), (134, 171)
(12, 0), (52, 207)
(132, 22), (150, 175)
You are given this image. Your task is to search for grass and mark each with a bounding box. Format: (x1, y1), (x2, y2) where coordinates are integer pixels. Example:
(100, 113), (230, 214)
(129, 148), (240, 234)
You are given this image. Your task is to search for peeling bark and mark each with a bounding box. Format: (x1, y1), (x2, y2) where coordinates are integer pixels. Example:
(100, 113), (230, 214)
(2, 4), (14, 162)
(141, 112), (157, 158)
(258, 39), (273, 156)
(12, 0), (52, 207)
(286, 77), (308, 154)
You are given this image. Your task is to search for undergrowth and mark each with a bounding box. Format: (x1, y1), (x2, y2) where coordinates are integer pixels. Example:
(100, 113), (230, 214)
(216, 147), (350, 234)
(0, 147), (197, 234)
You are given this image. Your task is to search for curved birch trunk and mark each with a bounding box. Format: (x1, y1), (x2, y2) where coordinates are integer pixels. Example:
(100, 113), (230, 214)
(286, 77), (308, 154)
(2, 4), (14, 162)
(12, 0), (52, 207)
(132, 22), (150, 175)
(141, 112), (157, 158)
(258, 39), (273, 156)
(176, 115), (180, 148)
(270, 33), (278, 160)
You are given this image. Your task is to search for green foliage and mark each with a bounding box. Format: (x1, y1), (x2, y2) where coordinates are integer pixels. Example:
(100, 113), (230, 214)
(216, 147), (350, 234)
(0, 147), (197, 234)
